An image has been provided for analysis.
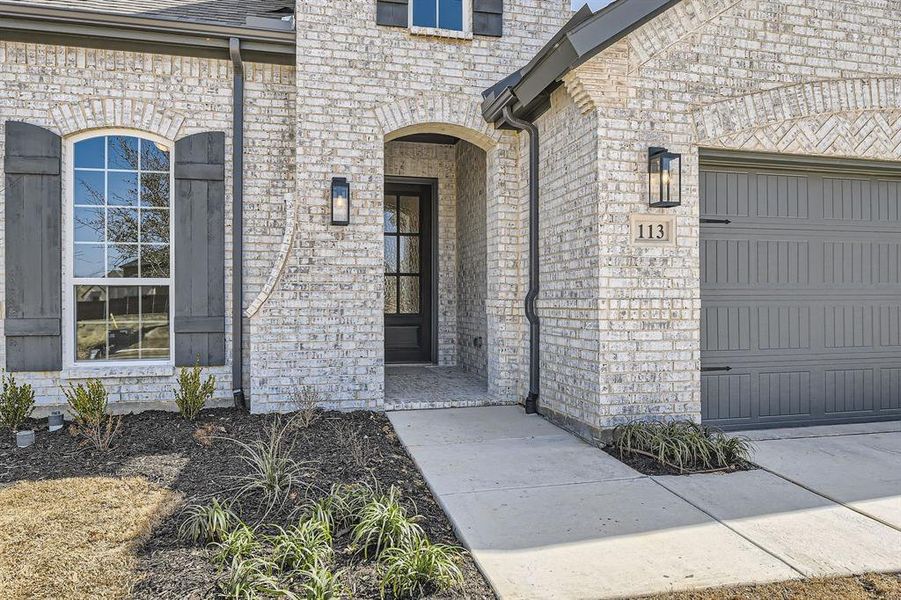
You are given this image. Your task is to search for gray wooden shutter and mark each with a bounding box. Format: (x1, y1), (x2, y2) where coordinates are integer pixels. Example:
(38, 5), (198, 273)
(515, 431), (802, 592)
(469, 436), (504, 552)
(377, 0), (408, 27)
(174, 132), (226, 367)
(4, 122), (62, 372)
(473, 0), (503, 36)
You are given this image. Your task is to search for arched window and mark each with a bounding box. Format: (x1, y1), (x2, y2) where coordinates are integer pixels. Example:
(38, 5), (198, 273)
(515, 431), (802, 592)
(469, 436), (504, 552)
(67, 133), (173, 363)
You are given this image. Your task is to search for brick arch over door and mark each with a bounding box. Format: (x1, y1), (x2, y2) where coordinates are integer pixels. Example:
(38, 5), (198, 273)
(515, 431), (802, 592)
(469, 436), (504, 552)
(375, 93), (528, 402)
(375, 94), (501, 151)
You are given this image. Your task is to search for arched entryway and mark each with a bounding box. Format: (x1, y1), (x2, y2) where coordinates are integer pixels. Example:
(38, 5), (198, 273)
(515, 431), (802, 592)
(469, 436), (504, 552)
(382, 130), (493, 408)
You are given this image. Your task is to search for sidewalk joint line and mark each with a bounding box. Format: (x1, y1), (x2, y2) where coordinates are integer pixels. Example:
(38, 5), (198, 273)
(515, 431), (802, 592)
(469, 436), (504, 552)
(755, 465), (901, 533)
(439, 475), (646, 497)
(650, 477), (808, 578)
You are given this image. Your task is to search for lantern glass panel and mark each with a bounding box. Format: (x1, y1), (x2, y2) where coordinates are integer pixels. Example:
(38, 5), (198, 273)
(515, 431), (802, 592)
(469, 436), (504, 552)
(332, 180), (349, 224)
(649, 154), (663, 205)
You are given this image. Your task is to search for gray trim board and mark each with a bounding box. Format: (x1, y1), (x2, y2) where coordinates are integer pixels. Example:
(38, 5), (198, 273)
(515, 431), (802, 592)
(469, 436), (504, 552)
(700, 148), (901, 178)
(0, 3), (294, 64)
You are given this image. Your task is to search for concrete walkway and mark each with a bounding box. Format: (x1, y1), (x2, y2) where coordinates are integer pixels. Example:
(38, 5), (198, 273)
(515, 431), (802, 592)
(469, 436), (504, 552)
(388, 407), (901, 599)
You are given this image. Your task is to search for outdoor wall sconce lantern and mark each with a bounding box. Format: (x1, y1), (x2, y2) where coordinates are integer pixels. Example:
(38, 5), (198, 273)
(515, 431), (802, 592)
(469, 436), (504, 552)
(648, 147), (682, 208)
(331, 177), (350, 225)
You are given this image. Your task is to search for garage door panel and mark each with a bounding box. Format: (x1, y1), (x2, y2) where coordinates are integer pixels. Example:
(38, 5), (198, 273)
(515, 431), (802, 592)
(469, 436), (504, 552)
(701, 159), (901, 428)
(702, 300), (901, 359)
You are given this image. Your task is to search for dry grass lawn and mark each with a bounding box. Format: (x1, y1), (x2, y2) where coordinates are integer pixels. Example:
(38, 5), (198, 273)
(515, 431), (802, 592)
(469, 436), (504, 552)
(646, 572), (901, 599)
(0, 476), (181, 600)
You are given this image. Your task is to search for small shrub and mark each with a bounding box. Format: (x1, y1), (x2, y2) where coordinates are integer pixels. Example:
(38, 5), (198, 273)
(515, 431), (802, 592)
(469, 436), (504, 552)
(612, 420), (753, 473)
(229, 417), (309, 515)
(296, 566), (346, 600)
(352, 486), (424, 559)
(179, 498), (240, 544)
(270, 517), (333, 574)
(219, 556), (296, 600)
(63, 379), (121, 451)
(331, 421), (372, 470)
(213, 523), (258, 567)
(291, 385), (321, 430)
(380, 538), (465, 599)
(0, 372), (35, 432)
(175, 362), (216, 420)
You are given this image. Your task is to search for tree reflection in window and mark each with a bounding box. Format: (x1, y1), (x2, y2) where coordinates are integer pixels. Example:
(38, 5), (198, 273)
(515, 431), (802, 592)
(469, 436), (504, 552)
(72, 135), (172, 362)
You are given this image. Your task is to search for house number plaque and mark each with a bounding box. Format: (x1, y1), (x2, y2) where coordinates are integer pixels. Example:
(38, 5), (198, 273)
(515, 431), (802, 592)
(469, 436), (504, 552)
(630, 214), (676, 246)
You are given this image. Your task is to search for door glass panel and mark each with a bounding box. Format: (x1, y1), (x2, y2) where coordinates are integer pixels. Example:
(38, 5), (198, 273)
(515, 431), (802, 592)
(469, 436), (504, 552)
(400, 237), (420, 273)
(385, 276), (398, 313)
(399, 196), (420, 233)
(399, 276), (420, 314)
(384, 196), (398, 233)
(384, 237), (398, 273)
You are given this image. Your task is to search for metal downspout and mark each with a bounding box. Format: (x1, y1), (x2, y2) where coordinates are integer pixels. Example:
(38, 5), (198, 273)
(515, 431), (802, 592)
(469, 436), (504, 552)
(229, 37), (246, 410)
(501, 106), (540, 415)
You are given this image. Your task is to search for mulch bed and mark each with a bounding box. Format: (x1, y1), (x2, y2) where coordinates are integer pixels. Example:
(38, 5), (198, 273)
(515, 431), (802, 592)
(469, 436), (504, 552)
(601, 446), (756, 477)
(0, 409), (495, 600)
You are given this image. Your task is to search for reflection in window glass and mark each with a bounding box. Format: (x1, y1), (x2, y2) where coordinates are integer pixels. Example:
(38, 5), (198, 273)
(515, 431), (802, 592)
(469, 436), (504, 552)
(74, 171), (105, 205)
(108, 172), (138, 206)
(74, 207), (104, 243)
(107, 136), (139, 170)
(75, 285), (107, 360)
(74, 244), (106, 278)
(72, 135), (172, 362)
(74, 137), (105, 169)
(75, 285), (170, 361)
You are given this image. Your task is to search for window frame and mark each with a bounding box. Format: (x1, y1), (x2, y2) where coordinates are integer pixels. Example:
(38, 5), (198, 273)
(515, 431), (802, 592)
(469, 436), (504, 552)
(409, 0), (473, 37)
(62, 128), (176, 369)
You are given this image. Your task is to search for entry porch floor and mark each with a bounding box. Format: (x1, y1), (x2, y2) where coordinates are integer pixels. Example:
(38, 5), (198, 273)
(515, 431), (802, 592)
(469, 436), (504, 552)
(388, 406), (901, 599)
(385, 365), (505, 410)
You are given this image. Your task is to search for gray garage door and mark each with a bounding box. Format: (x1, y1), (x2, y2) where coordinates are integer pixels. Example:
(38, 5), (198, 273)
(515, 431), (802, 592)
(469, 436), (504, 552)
(700, 151), (901, 429)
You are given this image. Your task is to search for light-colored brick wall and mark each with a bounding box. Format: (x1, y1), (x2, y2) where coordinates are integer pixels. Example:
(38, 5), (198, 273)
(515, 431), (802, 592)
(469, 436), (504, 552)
(552, 0), (901, 432)
(0, 42), (295, 413)
(533, 86), (602, 432)
(455, 140), (488, 378)
(247, 0), (573, 410)
(384, 140), (458, 365)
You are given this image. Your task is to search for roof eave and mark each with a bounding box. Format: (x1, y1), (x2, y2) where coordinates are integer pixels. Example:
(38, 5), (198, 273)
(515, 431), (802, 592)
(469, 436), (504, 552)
(482, 0), (682, 125)
(0, 2), (295, 64)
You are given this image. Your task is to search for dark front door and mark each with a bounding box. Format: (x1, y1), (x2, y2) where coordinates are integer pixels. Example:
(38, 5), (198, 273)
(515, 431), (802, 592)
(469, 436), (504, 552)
(384, 181), (433, 363)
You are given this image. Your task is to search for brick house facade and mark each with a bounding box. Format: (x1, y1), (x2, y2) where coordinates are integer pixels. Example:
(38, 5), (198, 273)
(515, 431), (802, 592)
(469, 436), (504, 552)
(1, 0), (899, 435)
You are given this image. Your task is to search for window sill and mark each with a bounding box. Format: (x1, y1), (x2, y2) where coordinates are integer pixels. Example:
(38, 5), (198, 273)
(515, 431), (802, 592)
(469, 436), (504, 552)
(409, 25), (473, 40)
(60, 364), (176, 380)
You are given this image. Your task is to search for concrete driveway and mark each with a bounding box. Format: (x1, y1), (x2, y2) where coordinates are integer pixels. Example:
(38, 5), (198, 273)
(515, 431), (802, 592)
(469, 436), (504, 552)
(743, 422), (901, 530)
(389, 407), (901, 599)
